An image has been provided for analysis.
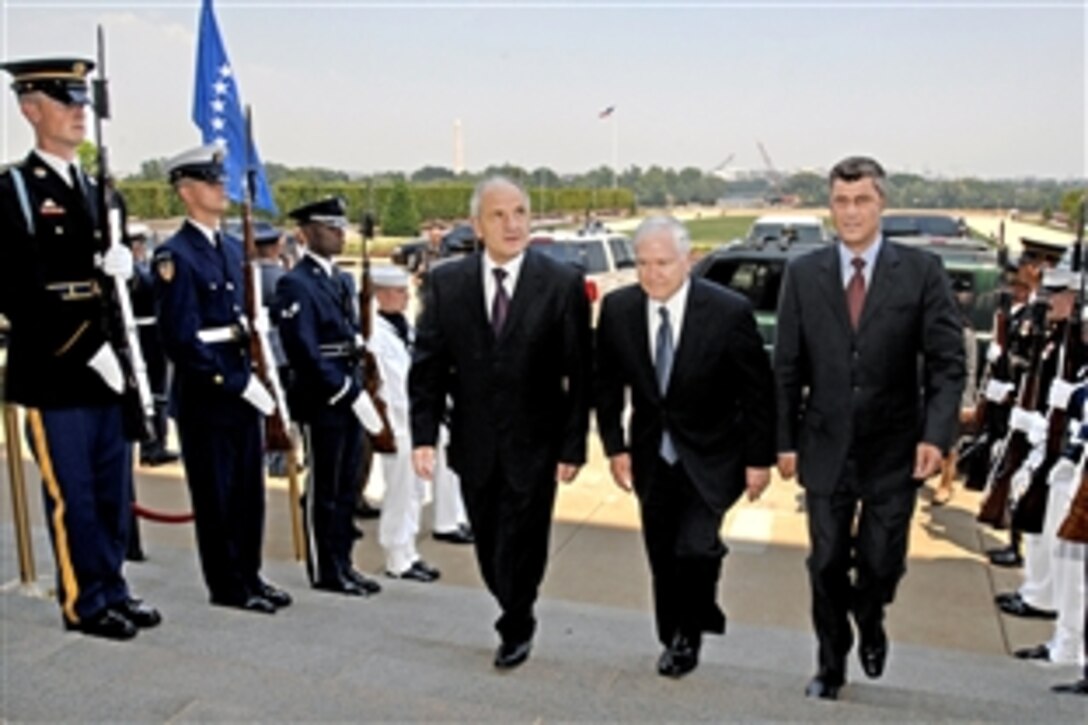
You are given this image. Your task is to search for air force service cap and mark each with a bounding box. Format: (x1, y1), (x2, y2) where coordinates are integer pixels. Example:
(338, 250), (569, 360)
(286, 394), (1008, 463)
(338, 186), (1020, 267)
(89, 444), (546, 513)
(371, 265), (410, 288)
(288, 197), (348, 229)
(165, 143), (226, 185)
(0, 57), (94, 105)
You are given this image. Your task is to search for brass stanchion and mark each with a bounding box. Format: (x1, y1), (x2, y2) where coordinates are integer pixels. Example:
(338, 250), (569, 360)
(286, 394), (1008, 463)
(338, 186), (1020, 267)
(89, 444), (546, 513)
(4, 403), (36, 584)
(285, 431), (306, 562)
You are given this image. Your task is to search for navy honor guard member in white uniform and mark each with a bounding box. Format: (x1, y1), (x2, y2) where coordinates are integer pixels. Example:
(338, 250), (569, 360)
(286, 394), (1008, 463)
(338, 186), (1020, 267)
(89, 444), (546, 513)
(152, 144), (291, 614)
(276, 197), (384, 596)
(0, 56), (160, 640)
(369, 264), (442, 582)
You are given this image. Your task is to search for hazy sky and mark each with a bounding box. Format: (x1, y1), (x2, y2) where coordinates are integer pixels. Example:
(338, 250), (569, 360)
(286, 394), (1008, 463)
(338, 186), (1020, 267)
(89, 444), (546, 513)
(1, 1), (1085, 179)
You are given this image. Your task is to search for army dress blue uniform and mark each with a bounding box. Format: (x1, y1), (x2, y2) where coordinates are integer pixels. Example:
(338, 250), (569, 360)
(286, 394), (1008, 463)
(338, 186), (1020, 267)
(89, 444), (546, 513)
(278, 249), (370, 590)
(0, 56), (163, 639)
(152, 218), (269, 607)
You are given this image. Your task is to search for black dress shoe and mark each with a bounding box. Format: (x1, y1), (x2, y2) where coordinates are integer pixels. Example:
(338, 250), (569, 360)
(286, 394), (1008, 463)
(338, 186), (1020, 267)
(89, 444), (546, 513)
(387, 564), (438, 583)
(112, 598), (162, 628)
(1013, 643), (1051, 660)
(987, 546), (1024, 568)
(211, 595), (277, 614)
(346, 569), (383, 594)
(412, 560), (441, 579)
(256, 581), (292, 609)
(433, 524), (474, 545)
(805, 674), (843, 700)
(657, 632), (701, 678)
(1051, 678), (1088, 695)
(994, 591), (1019, 606)
(354, 501), (381, 519)
(998, 596), (1057, 620)
(314, 577), (368, 596)
(859, 627), (887, 679)
(65, 609), (138, 640)
(494, 639), (532, 669)
(141, 449), (180, 467)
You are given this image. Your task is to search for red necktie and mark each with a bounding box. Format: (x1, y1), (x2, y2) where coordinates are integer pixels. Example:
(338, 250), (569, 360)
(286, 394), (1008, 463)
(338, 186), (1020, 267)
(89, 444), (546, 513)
(847, 257), (866, 329)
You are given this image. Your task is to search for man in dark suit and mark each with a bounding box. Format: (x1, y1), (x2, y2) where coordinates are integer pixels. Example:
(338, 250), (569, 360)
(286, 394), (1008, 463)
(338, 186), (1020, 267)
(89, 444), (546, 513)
(153, 143), (290, 615)
(595, 216), (775, 678)
(775, 156), (964, 699)
(410, 176), (591, 669)
(277, 196), (383, 597)
(0, 56), (160, 640)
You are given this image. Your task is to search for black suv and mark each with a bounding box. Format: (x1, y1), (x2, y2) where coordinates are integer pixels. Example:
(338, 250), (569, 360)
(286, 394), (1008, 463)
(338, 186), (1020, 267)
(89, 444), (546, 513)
(692, 239), (829, 350)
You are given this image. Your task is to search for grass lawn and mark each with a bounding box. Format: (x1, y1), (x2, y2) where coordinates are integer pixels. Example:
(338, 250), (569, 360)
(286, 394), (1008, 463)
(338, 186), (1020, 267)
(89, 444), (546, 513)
(684, 216), (755, 250)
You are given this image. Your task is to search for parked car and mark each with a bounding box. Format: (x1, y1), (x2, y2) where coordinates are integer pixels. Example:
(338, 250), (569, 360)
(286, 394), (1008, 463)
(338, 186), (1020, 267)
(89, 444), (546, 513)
(692, 238), (828, 350)
(743, 214), (828, 247)
(882, 213), (967, 240)
(530, 228), (637, 319)
(391, 239), (428, 271)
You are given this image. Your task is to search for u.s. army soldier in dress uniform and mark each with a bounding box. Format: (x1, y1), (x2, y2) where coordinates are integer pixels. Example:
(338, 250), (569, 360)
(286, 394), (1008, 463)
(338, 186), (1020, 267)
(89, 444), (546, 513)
(152, 144), (291, 614)
(0, 57), (160, 639)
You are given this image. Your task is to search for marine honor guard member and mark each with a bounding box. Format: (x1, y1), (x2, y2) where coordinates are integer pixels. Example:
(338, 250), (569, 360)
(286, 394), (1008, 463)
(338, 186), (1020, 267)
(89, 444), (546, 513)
(152, 143), (291, 614)
(0, 57), (160, 639)
(368, 264), (442, 582)
(277, 197), (384, 596)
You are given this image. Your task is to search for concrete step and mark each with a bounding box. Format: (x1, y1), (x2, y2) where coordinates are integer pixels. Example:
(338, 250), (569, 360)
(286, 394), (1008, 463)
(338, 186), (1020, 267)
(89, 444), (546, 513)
(3, 531), (1085, 722)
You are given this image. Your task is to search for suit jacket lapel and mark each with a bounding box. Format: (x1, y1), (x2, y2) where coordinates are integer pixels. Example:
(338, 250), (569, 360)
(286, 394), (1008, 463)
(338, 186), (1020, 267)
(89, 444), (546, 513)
(666, 279), (706, 396)
(630, 286), (660, 400)
(497, 248), (541, 344)
(816, 244), (853, 335)
(464, 253), (492, 343)
(857, 241), (900, 334)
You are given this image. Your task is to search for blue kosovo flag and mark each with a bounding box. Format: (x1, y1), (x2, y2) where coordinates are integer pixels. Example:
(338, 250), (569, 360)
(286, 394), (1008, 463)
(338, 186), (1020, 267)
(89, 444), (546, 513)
(192, 0), (277, 213)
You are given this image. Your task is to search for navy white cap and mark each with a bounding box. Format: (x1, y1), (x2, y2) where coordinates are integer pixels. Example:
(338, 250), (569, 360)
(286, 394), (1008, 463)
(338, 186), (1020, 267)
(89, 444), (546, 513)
(165, 143), (226, 184)
(288, 197), (348, 229)
(371, 265), (409, 288)
(0, 57), (94, 105)
(1042, 268), (1082, 291)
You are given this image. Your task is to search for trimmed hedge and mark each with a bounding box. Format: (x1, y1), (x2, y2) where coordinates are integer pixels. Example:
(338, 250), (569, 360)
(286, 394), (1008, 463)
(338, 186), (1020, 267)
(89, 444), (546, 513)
(118, 180), (637, 226)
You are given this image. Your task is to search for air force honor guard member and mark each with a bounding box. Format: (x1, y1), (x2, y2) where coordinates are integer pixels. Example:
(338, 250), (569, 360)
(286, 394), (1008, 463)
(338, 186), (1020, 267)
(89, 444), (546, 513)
(277, 197), (384, 596)
(153, 144), (291, 614)
(0, 57), (160, 639)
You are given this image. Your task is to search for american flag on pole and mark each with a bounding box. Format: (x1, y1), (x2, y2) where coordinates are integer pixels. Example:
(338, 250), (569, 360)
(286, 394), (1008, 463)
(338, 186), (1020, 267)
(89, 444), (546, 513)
(192, 0), (277, 213)
(598, 105), (615, 119)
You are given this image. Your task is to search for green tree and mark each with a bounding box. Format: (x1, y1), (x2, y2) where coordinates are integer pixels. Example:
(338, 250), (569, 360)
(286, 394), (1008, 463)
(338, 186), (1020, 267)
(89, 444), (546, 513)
(77, 140), (97, 175)
(381, 179), (421, 236)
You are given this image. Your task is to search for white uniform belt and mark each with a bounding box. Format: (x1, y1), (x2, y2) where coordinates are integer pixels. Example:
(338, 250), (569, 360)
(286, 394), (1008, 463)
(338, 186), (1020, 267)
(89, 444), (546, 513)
(135, 316), (156, 327)
(197, 325), (243, 344)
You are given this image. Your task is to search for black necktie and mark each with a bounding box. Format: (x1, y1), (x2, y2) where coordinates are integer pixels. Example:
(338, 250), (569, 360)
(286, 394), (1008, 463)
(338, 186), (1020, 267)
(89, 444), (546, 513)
(491, 268), (510, 334)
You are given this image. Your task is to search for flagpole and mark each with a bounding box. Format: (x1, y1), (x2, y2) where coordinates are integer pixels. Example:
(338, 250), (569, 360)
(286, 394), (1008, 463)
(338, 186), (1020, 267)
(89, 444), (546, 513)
(611, 113), (618, 190)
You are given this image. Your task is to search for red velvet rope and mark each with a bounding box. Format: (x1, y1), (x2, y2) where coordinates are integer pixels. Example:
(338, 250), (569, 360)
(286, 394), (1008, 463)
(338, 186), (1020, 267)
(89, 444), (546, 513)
(131, 502), (194, 524)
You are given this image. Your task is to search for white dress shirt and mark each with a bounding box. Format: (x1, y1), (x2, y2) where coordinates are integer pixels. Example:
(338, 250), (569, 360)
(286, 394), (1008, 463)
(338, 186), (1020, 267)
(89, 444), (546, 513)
(482, 250), (525, 323)
(647, 278), (690, 365)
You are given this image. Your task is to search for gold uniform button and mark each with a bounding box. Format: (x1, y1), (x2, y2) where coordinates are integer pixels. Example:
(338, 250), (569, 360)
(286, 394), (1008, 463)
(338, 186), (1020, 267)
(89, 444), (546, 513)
(213, 374), (224, 385)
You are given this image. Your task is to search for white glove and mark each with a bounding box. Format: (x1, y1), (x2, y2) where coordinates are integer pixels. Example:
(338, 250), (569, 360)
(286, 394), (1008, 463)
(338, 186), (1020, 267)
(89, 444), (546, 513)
(1048, 458), (1077, 489)
(352, 392), (383, 435)
(986, 342), (1003, 364)
(99, 244), (134, 281)
(88, 343), (124, 394)
(241, 375), (276, 416)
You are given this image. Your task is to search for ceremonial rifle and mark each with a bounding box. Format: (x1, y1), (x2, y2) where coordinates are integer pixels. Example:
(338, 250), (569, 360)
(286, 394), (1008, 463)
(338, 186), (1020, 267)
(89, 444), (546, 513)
(963, 290), (1012, 491)
(92, 25), (156, 443)
(978, 299), (1049, 528)
(359, 212), (396, 453)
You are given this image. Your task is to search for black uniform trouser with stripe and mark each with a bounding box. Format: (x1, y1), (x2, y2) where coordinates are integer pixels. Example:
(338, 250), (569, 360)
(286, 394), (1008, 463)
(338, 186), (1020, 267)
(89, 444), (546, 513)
(176, 408), (265, 604)
(303, 415), (364, 586)
(25, 404), (132, 624)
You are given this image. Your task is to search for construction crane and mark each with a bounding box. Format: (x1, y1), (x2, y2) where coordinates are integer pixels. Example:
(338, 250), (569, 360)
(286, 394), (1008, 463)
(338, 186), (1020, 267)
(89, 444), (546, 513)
(707, 152), (735, 178)
(756, 141), (798, 207)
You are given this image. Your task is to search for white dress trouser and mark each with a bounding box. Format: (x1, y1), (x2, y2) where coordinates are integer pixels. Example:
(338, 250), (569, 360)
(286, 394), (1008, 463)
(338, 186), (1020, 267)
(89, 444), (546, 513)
(379, 432), (425, 574)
